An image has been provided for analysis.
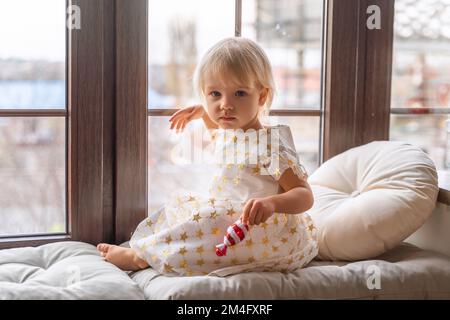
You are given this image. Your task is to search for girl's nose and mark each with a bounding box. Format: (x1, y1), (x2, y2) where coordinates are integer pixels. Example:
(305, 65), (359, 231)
(220, 98), (234, 111)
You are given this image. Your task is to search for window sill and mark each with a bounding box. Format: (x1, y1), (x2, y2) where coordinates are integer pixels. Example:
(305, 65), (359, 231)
(0, 234), (71, 250)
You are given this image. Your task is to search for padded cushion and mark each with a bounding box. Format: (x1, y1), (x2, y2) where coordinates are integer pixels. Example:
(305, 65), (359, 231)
(129, 242), (450, 299)
(307, 141), (439, 261)
(0, 241), (144, 300)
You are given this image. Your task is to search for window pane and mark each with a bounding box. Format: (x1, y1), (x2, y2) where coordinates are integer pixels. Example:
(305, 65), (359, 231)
(242, 0), (324, 109)
(390, 114), (449, 186)
(148, 116), (320, 213)
(390, 0), (450, 187)
(148, 0), (234, 108)
(391, 0), (450, 109)
(0, 117), (66, 237)
(0, 0), (66, 109)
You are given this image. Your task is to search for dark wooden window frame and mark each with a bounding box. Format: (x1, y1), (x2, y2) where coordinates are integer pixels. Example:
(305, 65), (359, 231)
(1, 0), (446, 249)
(0, 0), (118, 249)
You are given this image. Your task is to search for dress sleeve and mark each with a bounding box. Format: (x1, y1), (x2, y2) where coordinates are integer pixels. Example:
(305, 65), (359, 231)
(259, 126), (309, 182)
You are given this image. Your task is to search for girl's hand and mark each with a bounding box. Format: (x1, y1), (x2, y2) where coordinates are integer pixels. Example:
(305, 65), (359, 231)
(169, 105), (205, 133)
(241, 197), (276, 226)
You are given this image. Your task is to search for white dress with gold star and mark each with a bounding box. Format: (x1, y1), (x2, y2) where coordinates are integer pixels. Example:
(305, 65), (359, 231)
(129, 124), (318, 277)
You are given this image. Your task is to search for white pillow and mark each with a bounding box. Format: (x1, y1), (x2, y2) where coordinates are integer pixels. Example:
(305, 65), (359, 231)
(307, 141), (439, 261)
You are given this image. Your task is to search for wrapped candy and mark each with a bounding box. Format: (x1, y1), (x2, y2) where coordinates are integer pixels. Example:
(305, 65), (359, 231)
(215, 219), (250, 256)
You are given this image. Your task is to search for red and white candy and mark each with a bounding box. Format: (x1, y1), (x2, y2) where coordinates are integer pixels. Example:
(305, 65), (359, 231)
(215, 219), (250, 256)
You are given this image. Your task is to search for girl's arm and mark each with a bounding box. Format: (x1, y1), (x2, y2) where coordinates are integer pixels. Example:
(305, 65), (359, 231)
(241, 168), (314, 226)
(169, 105), (219, 132)
(266, 168), (314, 214)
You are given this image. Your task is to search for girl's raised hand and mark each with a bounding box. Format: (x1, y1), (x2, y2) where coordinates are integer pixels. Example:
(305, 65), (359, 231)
(169, 105), (205, 133)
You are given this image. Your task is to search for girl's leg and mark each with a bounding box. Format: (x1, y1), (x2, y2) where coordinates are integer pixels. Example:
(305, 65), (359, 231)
(97, 243), (149, 271)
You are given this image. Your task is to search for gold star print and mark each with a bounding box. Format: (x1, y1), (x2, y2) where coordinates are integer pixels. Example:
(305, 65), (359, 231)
(248, 256), (256, 263)
(164, 235), (173, 245)
(163, 263), (174, 273)
(188, 195), (196, 202)
(149, 238), (157, 246)
(213, 259), (221, 265)
(287, 258), (294, 264)
(232, 135), (238, 143)
(208, 198), (216, 206)
(226, 208), (236, 217)
(210, 210), (218, 220)
(281, 237), (288, 244)
(179, 232), (188, 242)
(151, 254), (158, 262)
(252, 165), (261, 175)
(260, 222), (269, 230)
(221, 176), (228, 183)
(231, 258), (238, 265)
(186, 269), (194, 276)
(233, 176), (240, 185)
(289, 227), (297, 235)
(272, 245), (279, 253)
(273, 217), (279, 225)
(196, 259), (205, 266)
(139, 242), (148, 251)
(262, 251), (270, 259)
(211, 227), (221, 236)
(287, 159), (294, 167)
(146, 219), (153, 228)
(299, 254), (305, 260)
(245, 239), (254, 248)
(196, 229), (204, 239)
(274, 167), (281, 178)
(162, 249), (170, 257)
(308, 224), (316, 232)
(176, 197), (182, 205)
(226, 163), (233, 169)
(262, 236), (269, 245)
(195, 245), (204, 254)
(157, 214), (164, 224)
(178, 247), (187, 255)
(179, 260), (188, 269)
(192, 213), (201, 222)
(238, 163), (245, 170)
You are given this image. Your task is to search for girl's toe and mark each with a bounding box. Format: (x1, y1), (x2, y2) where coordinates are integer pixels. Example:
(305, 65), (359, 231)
(97, 243), (110, 253)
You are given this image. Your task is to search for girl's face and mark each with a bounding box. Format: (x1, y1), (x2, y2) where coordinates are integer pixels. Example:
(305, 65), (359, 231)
(203, 73), (268, 131)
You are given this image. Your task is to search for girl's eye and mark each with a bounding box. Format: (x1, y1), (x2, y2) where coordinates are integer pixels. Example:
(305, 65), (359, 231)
(210, 91), (221, 97)
(235, 90), (247, 97)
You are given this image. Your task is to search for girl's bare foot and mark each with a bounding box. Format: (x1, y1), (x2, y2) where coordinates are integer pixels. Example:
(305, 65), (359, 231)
(96, 243), (149, 271)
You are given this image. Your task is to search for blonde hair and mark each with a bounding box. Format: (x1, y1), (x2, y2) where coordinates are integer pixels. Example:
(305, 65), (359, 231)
(193, 37), (275, 123)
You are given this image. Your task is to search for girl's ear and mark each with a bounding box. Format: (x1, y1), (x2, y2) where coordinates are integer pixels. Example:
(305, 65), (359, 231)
(258, 88), (269, 106)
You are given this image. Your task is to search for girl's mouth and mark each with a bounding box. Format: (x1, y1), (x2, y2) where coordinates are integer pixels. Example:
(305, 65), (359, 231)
(220, 117), (236, 121)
